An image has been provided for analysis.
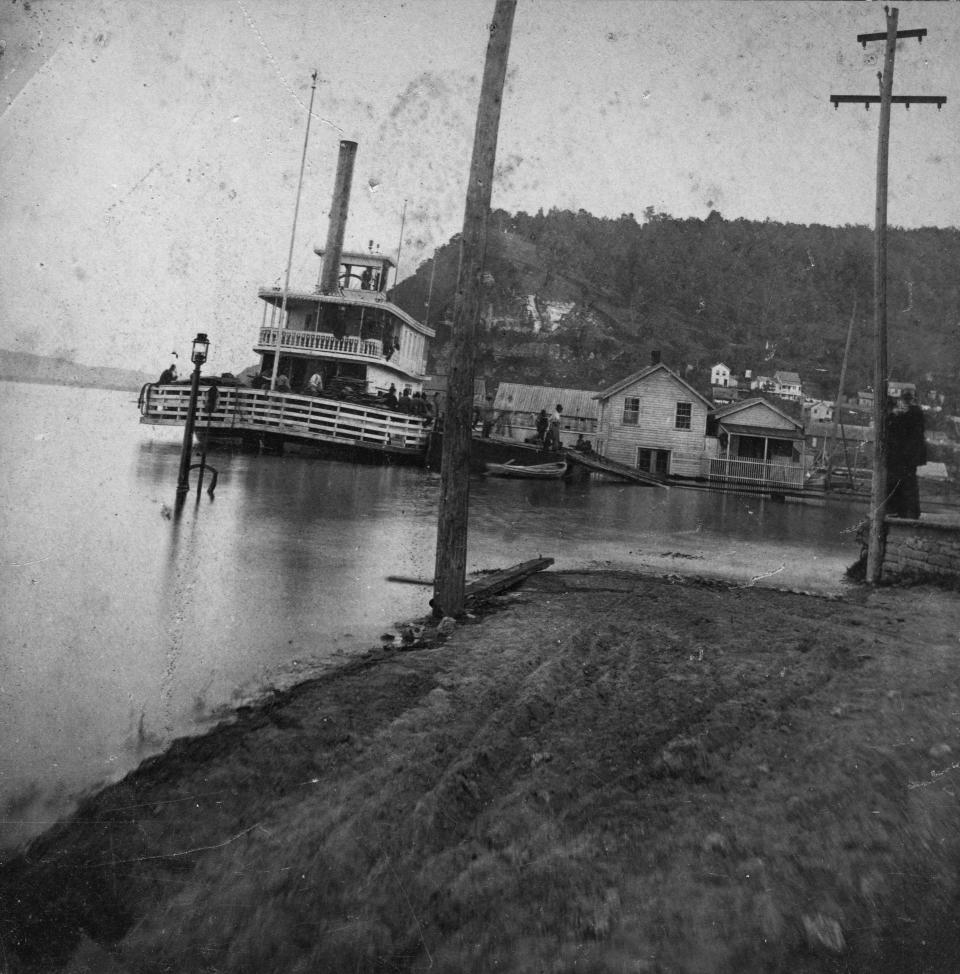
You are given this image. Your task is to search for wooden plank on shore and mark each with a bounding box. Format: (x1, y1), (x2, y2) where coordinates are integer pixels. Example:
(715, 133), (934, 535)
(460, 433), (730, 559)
(565, 451), (669, 487)
(463, 557), (554, 607)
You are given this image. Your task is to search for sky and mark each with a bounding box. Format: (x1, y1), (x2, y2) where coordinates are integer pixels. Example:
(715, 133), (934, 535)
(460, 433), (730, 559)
(1, 0), (958, 376)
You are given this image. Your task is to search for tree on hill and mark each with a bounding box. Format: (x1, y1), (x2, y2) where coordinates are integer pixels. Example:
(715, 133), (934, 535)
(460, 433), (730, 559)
(391, 209), (960, 404)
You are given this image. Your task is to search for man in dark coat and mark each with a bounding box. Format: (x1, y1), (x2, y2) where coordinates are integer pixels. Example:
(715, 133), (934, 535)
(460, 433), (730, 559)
(886, 389), (926, 518)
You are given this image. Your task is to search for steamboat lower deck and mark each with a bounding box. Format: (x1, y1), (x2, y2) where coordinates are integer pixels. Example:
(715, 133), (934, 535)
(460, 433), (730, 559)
(140, 383), (431, 462)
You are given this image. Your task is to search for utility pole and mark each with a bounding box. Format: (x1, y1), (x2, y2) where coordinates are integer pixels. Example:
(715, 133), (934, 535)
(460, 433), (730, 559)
(830, 7), (945, 584)
(433, 0), (516, 618)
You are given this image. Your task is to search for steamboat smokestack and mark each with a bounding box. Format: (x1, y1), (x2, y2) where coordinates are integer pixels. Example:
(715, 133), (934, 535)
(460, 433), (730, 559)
(319, 140), (358, 294)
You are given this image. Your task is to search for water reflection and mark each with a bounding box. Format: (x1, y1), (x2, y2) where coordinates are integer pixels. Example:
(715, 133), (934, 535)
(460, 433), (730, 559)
(1, 382), (867, 856)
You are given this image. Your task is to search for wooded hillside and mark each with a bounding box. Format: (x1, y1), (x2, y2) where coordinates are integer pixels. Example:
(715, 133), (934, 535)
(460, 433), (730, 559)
(392, 209), (960, 409)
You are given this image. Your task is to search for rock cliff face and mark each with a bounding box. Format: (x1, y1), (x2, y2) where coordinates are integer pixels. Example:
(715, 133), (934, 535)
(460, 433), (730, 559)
(393, 229), (651, 392)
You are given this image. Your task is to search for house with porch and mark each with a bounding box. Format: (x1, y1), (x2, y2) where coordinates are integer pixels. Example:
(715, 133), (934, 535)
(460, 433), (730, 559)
(772, 371), (803, 401)
(708, 398), (807, 489)
(594, 358), (714, 478)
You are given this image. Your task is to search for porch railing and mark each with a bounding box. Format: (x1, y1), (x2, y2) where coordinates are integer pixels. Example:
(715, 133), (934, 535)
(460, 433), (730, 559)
(704, 456), (805, 489)
(140, 385), (429, 451)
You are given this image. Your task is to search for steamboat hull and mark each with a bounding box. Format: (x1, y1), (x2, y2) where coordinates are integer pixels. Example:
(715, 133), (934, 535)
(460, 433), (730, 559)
(140, 384), (430, 464)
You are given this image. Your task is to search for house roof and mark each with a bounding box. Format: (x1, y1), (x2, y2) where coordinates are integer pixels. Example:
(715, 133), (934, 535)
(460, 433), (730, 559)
(773, 371), (801, 384)
(312, 248), (396, 270)
(594, 362), (713, 408)
(257, 286), (436, 338)
(494, 382), (600, 418)
(713, 397), (804, 431)
(721, 422), (804, 442)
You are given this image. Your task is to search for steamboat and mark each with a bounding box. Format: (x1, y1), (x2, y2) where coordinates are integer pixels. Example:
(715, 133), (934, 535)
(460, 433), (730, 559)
(138, 139), (436, 463)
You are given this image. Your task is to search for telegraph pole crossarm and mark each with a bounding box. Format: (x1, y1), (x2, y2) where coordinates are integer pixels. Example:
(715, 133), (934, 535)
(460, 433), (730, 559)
(830, 95), (946, 109)
(830, 6), (946, 585)
(857, 27), (926, 46)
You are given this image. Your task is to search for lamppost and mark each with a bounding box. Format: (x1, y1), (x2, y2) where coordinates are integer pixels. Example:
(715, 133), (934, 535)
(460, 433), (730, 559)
(176, 332), (210, 492)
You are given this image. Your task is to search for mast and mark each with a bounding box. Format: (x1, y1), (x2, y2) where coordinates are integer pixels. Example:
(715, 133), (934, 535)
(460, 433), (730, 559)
(271, 71), (319, 392)
(424, 257), (437, 328)
(830, 297), (857, 489)
(394, 198), (408, 289)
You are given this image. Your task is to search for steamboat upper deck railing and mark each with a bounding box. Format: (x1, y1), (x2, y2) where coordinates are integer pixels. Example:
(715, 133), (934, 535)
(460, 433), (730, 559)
(257, 327), (383, 359)
(254, 327), (422, 376)
(140, 384), (430, 452)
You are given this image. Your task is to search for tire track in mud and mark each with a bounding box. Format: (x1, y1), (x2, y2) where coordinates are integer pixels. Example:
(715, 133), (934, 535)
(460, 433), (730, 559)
(408, 582), (874, 850)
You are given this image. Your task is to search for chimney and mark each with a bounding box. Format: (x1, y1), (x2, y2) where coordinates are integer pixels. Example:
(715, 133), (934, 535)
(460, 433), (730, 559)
(319, 140), (358, 294)
(650, 350), (661, 366)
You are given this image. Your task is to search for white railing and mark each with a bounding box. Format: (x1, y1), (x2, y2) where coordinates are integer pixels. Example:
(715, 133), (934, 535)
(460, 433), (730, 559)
(140, 385), (430, 452)
(258, 327), (383, 359)
(704, 456), (805, 489)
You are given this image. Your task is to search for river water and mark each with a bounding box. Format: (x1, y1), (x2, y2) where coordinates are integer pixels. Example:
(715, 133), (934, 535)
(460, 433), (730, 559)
(0, 381), (866, 855)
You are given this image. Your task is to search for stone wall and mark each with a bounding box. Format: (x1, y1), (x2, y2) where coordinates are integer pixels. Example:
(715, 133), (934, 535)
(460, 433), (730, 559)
(881, 517), (960, 586)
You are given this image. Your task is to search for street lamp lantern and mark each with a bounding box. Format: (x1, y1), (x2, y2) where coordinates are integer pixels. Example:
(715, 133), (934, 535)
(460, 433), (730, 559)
(191, 332), (210, 366)
(177, 333), (212, 492)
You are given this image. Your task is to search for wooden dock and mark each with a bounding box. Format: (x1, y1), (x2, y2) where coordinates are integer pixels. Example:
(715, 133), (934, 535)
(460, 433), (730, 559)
(395, 557), (555, 617)
(463, 556), (554, 609)
(565, 451), (668, 487)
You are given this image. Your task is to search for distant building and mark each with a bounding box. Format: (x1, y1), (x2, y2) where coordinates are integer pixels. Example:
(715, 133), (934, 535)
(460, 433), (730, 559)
(888, 381), (917, 401)
(772, 371), (802, 401)
(805, 400), (834, 424)
(858, 382), (917, 407)
(711, 385), (738, 406)
(710, 362), (734, 388)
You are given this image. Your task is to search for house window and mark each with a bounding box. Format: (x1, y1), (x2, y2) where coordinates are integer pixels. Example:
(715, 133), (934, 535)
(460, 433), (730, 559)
(622, 396), (640, 425)
(675, 401), (692, 430)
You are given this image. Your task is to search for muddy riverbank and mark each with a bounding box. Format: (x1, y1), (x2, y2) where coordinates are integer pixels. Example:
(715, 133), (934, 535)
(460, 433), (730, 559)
(3, 569), (960, 973)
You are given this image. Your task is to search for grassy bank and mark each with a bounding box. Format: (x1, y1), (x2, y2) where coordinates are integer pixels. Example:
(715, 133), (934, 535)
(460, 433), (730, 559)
(3, 571), (960, 973)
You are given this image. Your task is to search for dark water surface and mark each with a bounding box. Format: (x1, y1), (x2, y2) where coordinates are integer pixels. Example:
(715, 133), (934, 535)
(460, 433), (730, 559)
(0, 381), (865, 853)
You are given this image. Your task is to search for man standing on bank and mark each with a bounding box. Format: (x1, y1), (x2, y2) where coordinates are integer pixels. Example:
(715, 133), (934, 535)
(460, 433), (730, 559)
(886, 389), (926, 519)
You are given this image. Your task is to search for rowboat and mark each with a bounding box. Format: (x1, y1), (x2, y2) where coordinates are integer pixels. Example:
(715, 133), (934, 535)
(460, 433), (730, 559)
(485, 460), (568, 479)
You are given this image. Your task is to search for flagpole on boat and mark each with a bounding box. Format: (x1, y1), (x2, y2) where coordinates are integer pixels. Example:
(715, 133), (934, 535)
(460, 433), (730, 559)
(424, 257), (437, 328)
(270, 71), (318, 391)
